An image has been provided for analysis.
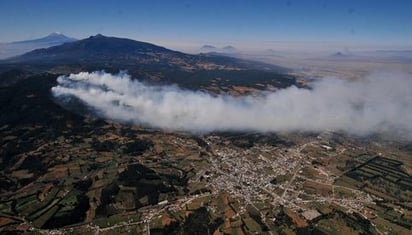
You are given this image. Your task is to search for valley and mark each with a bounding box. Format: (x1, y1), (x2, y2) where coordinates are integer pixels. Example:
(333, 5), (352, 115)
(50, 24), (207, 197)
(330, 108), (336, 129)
(0, 70), (411, 234)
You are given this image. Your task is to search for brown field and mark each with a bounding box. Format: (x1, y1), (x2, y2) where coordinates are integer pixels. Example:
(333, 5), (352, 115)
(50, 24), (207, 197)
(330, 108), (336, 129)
(303, 180), (332, 197)
(0, 217), (19, 227)
(284, 208), (308, 228)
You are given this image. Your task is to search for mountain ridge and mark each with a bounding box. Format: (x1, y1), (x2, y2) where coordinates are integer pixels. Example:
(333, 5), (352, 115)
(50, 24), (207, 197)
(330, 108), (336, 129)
(10, 34), (180, 62)
(1, 34), (295, 92)
(4, 34), (287, 73)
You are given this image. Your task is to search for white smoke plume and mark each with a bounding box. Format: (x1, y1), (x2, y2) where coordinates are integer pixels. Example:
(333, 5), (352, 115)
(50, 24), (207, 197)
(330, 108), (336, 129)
(51, 71), (412, 138)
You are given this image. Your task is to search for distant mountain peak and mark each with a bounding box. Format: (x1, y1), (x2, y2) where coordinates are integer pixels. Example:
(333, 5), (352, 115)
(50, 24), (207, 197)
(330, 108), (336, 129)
(222, 45), (235, 50)
(11, 33), (77, 45)
(330, 52), (347, 57)
(48, 32), (63, 36)
(200, 45), (237, 53)
(201, 45), (217, 49)
(200, 45), (218, 53)
(222, 45), (236, 52)
(0, 33), (78, 59)
(43, 32), (75, 41)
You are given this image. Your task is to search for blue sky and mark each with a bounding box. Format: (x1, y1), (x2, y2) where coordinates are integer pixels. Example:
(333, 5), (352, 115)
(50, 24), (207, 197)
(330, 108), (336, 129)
(0, 0), (411, 51)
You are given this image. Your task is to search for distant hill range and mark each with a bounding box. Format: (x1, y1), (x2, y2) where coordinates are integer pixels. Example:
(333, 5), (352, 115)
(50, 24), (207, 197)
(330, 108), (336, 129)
(222, 46), (236, 52)
(200, 45), (218, 52)
(4, 34), (285, 72)
(318, 50), (412, 63)
(8, 34), (178, 64)
(329, 52), (347, 58)
(0, 33), (76, 59)
(200, 44), (237, 53)
(1, 34), (295, 90)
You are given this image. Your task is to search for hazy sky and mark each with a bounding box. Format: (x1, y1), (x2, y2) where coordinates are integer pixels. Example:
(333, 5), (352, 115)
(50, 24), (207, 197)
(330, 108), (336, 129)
(1, 0), (411, 51)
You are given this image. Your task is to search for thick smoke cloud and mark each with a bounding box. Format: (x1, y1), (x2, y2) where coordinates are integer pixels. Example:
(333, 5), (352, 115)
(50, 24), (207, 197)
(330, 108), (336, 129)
(51, 71), (412, 138)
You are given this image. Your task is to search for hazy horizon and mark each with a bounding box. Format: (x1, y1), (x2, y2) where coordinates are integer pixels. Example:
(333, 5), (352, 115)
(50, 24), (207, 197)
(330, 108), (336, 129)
(1, 0), (411, 53)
